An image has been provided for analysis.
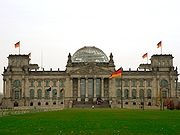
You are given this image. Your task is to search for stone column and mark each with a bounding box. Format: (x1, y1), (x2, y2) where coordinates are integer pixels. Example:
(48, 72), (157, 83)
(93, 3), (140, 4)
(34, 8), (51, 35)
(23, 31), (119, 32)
(21, 78), (25, 99)
(136, 80), (139, 102)
(7, 78), (12, 98)
(144, 80), (147, 100)
(24, 78), (28, 98)
(101, 78), (104, 99)
(57, 80), (60, 98)
(93, 78), (96, 101)
(42, 80), (45, 99)
(175, 78), (178, 98)
(85, 78), (88, 101)
(3, 79), (6, 97)
(129, 80), (132, 99)
(34, 80), (37, 98)
(49, 80), (52, 99)
(78, 78), (81, 101)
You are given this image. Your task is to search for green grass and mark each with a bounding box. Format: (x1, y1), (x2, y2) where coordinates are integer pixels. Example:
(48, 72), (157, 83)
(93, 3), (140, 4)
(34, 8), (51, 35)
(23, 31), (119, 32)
(0, 109), (180, 135)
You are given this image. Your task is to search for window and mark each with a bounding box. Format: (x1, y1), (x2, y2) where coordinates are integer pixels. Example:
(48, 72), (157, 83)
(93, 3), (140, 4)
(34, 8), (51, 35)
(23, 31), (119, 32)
(139, 89), (144, 99)
(53, 80), (57, 87)
(37, 89), (42, 99)
(45, 80), (50, 87)
(29, 80), (34, 87)
(96, 78), (101, 97)
(14, 101), (18, 107)
(38, 102), (41, 106)
(139, 80), (144, 87)
(147, 89), (152, 99)
(147, 80), (151, 87)
(132, 89), (136, 99)
(37, 80), (41, 87)
(116, 89), (121, 98)
(59, 89), (64, 99)
(88, 79), (94, 98)
(52, 89), (57, 99)
(30, 89), (34, 99)
(14, 91), (20, 99)
(124, 89), (129, 99)
(162, 91), (168, 98)
(132, 80), (136, 87)
(59, 80), (64, 87)
(13, 80), (21, 87)
(124, 80), (129, 87)
(30, 102), (33, 106)
(45, 89), (50, 99)
(115, 78), (121, 87)
(80, 79), (86, 98)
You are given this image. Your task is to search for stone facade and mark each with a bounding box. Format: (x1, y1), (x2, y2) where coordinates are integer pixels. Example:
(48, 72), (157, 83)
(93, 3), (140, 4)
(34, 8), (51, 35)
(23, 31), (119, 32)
(1, 46), (179, 109)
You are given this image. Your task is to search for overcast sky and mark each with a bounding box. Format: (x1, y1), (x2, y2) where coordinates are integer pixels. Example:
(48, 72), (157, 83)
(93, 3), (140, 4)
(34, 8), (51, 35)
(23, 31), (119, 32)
(0, 0), (180, 93)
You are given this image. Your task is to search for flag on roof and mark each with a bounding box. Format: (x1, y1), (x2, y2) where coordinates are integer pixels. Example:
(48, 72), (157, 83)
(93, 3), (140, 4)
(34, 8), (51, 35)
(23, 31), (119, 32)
(142, 53), (148, 59)
(109, 68), (122, 78)
(15, 41), (20, 48)
(157, 41), (162, 48)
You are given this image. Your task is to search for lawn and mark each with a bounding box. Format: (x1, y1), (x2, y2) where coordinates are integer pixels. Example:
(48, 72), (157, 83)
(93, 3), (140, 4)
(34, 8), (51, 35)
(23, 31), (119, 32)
(0, 109), (180, 135)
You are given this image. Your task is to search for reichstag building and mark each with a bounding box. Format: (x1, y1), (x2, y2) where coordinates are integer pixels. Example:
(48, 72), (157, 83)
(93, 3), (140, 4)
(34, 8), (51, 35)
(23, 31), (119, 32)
(1, 46), (179, 109)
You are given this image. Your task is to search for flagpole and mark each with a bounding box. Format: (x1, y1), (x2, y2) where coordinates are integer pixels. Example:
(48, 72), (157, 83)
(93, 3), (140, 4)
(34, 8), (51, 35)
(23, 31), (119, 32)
(41, 49), (43, 70)
(19, 45), (20, 55)
(120, 67), (123, 109)
(147, 54), (148, 64)
(121, 75), (123, 109)
(161, 45), (162, 55)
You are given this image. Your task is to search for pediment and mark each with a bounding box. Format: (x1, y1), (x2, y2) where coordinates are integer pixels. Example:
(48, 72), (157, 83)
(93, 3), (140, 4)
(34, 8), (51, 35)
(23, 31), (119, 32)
(69, 66), (112, 75)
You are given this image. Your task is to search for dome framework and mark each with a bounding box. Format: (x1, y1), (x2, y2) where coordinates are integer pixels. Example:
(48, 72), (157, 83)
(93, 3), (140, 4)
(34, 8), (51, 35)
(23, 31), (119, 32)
(72, 46), (109, 63)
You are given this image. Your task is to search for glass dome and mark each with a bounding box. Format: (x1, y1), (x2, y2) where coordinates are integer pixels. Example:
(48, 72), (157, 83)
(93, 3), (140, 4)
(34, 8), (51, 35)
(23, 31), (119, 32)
(72, 46), (109, 63)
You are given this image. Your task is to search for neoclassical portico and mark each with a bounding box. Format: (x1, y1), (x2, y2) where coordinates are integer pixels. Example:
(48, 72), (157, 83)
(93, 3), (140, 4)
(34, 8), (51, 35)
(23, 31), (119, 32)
(71, 77), (110, 101)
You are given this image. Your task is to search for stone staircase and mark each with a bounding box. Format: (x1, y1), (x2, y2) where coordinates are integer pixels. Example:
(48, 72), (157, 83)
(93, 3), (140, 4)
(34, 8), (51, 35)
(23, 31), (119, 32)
(72, 100), (110, 108)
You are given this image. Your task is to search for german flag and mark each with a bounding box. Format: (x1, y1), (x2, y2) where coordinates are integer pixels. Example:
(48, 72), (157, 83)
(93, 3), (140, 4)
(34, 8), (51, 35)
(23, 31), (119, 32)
(109, 68), (122, 78)
(15, 41), (20, 48)
(142, 53), (148, 59)
(157, 41), (162, 48)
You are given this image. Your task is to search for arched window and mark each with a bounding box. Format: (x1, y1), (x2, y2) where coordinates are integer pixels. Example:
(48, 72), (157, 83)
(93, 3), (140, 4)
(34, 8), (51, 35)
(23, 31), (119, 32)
(37, 89), (42, 99)
(53, 101), (56, 105)
(30, 89), (34, 99)
(59, 89), (64, 99)
(38, 102), (41, 106)
(124, 89), (129, 99)
(116, 89), (121, 98)
(147, 89), (152, 99)
(139, 89), (144, 99)
(14, 91), (20, 99)
(14, 101), (18, 107)
(30, 102), (33, 106)
(52, 89), (57, 99)
(132, 89), (136, 99)
(45, 89), (50, 99)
